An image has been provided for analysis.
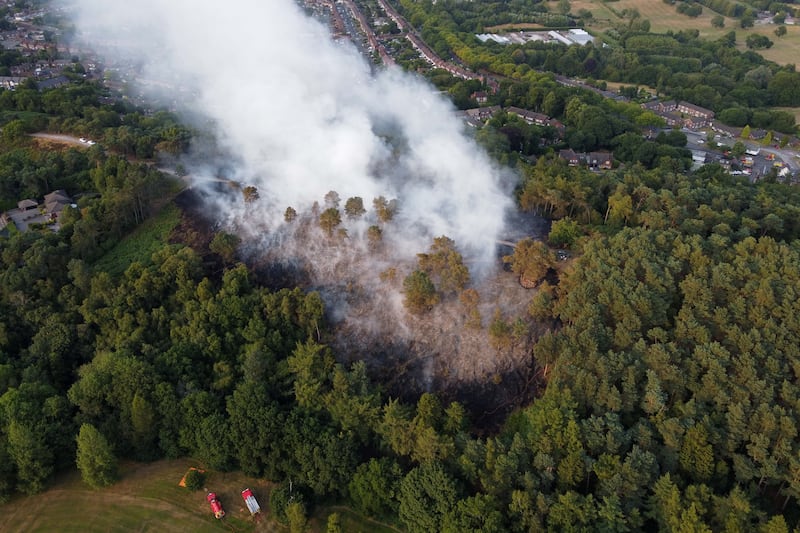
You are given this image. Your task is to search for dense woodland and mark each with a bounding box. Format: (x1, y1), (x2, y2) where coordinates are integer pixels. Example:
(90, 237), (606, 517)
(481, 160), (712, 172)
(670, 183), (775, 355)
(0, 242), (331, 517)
(0, 30), (799, 533)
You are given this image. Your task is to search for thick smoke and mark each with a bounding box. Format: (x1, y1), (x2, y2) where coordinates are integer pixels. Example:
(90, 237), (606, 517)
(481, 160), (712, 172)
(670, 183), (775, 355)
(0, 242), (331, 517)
(66, 0), (513, 265)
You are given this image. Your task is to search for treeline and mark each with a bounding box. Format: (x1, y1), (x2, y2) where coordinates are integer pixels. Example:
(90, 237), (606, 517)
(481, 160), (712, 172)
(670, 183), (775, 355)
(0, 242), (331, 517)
(517, 156), (800, 240)
(400, 0), (555, 34)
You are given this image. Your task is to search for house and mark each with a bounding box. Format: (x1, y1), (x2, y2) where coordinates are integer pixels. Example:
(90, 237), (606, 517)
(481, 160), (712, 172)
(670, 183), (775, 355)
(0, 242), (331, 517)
(18, 198), (37, 211)
(507, 106), (550, 126)
(464, 105), (500, 123)
(710, 120), (741, 138)
(44, 190), (72, 216)
(587, 151), (613, 170)
(684, 115), (710, 130)
(676, 101), (714, 120)
(36, 75), (70, 91)
(0, 76), (26, 90)
(559, 149), (580, 166)
(643, 100), (716, 128)
(505, 107), (565, 139)
(642, 100), (676, 113)
(470, 91), (488, 104)
(2, 190), (74, 233)
(656, 111), (681, 127)
(559, 149), (614, 169)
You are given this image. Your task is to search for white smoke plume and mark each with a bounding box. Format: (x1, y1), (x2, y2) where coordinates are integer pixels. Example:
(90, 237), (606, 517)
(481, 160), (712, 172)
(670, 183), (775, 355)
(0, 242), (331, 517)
(65, 0), (514, 266)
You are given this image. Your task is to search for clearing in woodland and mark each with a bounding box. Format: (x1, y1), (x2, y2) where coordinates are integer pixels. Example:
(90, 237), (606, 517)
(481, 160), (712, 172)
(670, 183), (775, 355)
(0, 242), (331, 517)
(0, 459), (396, 533)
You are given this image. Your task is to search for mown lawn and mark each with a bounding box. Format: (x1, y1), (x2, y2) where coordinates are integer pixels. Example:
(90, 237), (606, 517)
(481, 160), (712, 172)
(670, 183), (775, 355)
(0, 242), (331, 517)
(0, 460), (259, 533)
(739, 23), (800, 67)
(0, 460), (404, 533)
(92, 203), (182, 277)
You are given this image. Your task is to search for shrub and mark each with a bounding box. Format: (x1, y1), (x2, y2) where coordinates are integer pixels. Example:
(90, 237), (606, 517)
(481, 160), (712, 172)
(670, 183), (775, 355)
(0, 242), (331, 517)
(183, 468), (205, 491)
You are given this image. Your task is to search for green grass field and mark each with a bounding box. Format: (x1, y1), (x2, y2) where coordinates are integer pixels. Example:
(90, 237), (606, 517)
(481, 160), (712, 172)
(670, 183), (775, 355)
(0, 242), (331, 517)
(0, 460), (403, 533)
(0, 460), (264, 533)
(741, 24), (800, 66)
(569, 0), (799, 66)
(92, 203), (182, 277)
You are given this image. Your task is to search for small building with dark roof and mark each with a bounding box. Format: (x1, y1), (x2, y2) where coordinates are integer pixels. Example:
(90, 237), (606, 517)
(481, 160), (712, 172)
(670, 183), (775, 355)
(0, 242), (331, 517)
(17, 199), (38, 210)
(36, 75), (70, 91)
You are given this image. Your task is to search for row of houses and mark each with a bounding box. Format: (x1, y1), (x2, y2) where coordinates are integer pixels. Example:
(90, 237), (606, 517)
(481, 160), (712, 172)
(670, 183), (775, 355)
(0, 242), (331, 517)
(463, 105), (566, 137)
(641, 99), (716, 128)
(505, 106), (566, 136)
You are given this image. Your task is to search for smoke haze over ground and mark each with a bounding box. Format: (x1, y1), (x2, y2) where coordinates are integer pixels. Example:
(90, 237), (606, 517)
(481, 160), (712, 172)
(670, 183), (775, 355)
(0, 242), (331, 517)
(67, 0), (513, 265)
(67, 0), (546, 412)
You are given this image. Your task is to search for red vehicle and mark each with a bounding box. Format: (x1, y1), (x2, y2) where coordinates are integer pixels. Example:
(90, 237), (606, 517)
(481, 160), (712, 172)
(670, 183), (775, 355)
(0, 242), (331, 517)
(241, 488), (261, 515)
(207, 492), (225, 519)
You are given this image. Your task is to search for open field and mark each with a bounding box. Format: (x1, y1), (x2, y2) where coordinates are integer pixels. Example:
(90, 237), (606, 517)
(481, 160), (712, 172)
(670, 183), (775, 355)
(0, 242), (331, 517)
(569, 0), (799, 65)
(571, 0), (738, 38)
(0, 460), (268, 533)
(605, 0), (736, 37)
(601, 79), (658, 95)
(568, 0), (620, 24)
(0, 460), (403, 533)
(738, 23), (800, 66)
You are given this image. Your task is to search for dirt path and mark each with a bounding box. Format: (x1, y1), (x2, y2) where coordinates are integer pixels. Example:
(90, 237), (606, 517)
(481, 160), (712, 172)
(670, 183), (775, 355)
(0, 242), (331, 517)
(30, 132), (91, 146)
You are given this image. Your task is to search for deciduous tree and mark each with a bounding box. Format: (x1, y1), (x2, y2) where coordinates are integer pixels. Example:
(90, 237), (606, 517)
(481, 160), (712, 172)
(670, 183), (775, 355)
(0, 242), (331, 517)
(76, 423), (117, 489)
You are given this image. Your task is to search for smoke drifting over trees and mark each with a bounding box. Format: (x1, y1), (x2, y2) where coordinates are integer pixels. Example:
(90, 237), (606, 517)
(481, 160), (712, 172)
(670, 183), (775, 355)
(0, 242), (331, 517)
(63, 0), (542, 406)
(67, 0), (513, 266)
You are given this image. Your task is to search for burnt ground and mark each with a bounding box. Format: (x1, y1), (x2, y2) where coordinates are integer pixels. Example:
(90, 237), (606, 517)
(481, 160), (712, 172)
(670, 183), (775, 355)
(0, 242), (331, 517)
(169, 188), (225, 274)
(324, 254), (554, 428)
(170, 192), (556, 428)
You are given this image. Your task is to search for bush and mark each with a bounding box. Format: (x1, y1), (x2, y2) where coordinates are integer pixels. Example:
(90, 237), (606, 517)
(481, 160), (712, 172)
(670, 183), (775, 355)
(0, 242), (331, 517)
(745, 34), (773, 50)
(183, 468), (205, 491)
(549, 217), (581, 248)
(270, 484), (306, 525)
